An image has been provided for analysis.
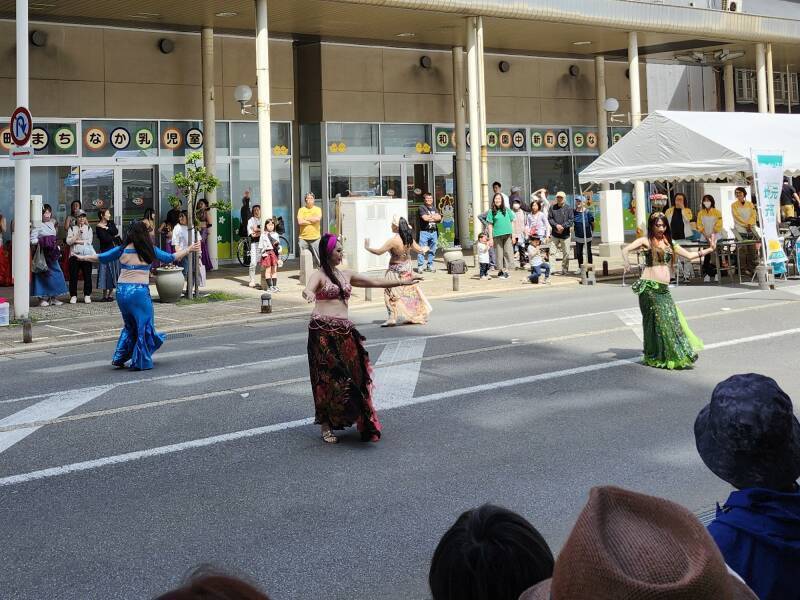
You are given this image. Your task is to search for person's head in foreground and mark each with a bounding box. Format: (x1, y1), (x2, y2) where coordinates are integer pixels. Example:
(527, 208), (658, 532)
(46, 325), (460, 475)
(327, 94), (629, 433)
(694, 373), (800, 600)
(519, 486), (757, 600)
(154, 567), (271, 600)
(429, 504), (554, 600)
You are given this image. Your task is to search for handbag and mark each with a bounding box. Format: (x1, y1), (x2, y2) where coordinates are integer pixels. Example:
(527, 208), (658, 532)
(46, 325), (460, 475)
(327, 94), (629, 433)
(32, 244), (48, 273)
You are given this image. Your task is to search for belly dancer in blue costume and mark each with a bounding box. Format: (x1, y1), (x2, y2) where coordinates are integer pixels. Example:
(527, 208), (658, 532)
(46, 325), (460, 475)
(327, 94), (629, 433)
(77, 221), (199, 370)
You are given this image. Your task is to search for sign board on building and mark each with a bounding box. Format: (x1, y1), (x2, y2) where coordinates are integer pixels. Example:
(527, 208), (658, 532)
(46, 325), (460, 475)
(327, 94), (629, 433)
(572, 127), (600, 154)
(530, 128), (570, 152)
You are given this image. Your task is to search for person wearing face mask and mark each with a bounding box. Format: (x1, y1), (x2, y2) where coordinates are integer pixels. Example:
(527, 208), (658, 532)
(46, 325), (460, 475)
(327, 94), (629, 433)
(696, 195), (722, 283)
(30, 204), (68, 307)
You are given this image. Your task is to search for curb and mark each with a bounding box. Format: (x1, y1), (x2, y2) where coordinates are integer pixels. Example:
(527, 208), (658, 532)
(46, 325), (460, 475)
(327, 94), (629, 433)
(0, 271), (626, 357)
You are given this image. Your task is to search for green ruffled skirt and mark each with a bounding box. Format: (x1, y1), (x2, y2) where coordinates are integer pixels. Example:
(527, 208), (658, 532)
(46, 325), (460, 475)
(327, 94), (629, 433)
(632, 279), (703, 369)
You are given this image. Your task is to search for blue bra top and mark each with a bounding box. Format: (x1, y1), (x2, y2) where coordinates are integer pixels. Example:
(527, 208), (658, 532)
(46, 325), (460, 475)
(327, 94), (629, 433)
(120, 248), (152, 270)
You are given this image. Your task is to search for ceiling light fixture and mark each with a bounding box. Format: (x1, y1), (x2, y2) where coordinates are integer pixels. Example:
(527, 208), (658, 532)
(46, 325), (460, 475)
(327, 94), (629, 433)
(572, 41), (593, 46)
(30, 3), (56, 9)
(216, 11), (238, 17)
(396, 32), (416, 38)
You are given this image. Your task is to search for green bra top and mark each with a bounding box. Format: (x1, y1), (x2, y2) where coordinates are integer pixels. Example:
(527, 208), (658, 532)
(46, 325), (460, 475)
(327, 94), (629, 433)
(643, 243), (675, 267)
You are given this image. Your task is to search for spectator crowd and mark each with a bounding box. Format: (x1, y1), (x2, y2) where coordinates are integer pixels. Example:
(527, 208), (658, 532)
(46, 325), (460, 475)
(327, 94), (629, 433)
(149, 372), (799, 600)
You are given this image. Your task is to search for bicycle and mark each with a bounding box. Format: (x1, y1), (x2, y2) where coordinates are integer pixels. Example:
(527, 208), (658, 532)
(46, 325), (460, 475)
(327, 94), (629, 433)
(236, 235), (290, 266)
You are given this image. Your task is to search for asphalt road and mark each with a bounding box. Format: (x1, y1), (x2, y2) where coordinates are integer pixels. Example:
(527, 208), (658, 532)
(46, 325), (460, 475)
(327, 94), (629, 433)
(1, 278), (799, 600)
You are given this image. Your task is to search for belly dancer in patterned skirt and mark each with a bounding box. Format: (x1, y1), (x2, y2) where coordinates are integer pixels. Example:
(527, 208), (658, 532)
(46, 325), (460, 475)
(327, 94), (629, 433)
(302, 232), (423, 444)
(622, 213), (715, 369)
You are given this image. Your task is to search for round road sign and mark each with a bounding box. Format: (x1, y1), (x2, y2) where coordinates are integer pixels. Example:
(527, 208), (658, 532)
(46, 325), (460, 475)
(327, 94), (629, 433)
(10, 106), (33, 146)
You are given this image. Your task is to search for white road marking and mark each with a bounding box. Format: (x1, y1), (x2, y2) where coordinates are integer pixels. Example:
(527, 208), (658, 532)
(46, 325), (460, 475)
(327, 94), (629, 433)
(0, 386), (112, 454)
(373, 339), (427, 409)
(43, 324), (84, 334)
(34, 345), (239, 374)
(4, 325), (800, 488)
(614, 309), (644, 341)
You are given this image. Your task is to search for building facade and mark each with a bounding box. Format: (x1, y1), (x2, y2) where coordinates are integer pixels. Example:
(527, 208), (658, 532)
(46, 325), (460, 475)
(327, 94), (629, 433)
(1, 0), (799, 257)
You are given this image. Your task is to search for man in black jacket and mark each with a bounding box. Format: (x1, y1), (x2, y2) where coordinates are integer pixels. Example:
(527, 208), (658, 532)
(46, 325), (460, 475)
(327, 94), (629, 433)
(548, 191), (574, 275)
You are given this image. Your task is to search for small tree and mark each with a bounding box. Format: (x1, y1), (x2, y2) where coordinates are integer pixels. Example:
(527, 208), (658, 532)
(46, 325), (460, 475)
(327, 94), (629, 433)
(170, 151), (223, 299)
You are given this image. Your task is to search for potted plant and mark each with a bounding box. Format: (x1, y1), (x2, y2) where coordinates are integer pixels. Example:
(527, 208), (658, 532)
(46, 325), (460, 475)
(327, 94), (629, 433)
(170, 151), (222, 299)
(154, 264), (185, 303)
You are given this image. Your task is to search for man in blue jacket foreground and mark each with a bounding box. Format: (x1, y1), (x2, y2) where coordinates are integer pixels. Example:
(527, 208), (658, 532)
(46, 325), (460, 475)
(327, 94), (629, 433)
(694, 373), (800, 600)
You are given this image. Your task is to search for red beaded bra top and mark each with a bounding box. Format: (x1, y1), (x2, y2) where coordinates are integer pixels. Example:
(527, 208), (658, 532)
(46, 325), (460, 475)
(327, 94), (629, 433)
(315, 281), (352, 301)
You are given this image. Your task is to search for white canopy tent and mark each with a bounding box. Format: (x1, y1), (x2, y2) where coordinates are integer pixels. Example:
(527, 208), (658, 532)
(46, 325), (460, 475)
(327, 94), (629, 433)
(579, 111), (800, 185)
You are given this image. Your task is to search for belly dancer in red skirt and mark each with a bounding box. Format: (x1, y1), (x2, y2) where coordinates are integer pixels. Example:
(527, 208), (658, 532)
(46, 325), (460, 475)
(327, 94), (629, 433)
(302, 233), (423, 444)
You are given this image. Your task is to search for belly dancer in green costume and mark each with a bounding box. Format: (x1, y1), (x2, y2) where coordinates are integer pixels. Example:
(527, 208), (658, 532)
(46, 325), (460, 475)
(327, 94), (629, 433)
(622, 212), (716, 369)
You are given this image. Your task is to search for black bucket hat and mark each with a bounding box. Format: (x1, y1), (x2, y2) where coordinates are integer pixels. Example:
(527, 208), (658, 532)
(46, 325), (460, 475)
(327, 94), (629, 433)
(695, 373), (800, 490)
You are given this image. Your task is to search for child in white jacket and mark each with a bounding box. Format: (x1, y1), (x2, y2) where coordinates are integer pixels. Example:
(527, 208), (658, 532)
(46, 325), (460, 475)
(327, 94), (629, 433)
(258, 218), (282, 292)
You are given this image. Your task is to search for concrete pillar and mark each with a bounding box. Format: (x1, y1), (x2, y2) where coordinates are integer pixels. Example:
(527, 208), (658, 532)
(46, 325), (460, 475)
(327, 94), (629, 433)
(452, 46), (471, 248)
(724, 62), (736, 112)
(476, 16), (489, 214)
(466, 19), (482, 238)
(766, 43), (775, 114)
(628, 31), (647, 237)
(255, 0), (273, 226)
(756, 43), (768, 113)
(594, 56), (610, 192)
(201, 26), (218, 270)
(13, 0), (30, 319)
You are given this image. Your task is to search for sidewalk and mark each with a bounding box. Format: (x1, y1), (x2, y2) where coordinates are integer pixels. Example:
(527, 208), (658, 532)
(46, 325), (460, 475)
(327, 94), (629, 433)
(0, 252), (628, 355)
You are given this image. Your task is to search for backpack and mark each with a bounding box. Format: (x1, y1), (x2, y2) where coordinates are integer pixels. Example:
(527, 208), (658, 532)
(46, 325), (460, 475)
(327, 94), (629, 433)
(275, 215), (286, 235)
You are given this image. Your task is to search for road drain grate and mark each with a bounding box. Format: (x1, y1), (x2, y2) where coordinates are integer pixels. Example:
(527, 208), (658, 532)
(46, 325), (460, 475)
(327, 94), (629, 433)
(165, 332), (193, 340)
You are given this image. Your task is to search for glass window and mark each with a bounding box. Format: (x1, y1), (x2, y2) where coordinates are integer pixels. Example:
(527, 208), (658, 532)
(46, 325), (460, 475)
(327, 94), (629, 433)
(434, 156), (461, 245)
(530, 156), (574, 203)
(326, 123), (379, 155)
(272, 158), (294, 253)
(573, 156), (601, 237)
(82, 120), (158, 158)
(31, 166), (81, 229)
(0, 168), (13, 241)
(381, 162), (402, 198)
(328, 162), (380, 198)
(80, 168), (114, 226)
(214, 163), (233, 259)
(325, 161), (376, 234)
(160, 120), (202, 158)
(121, 169), (155, 230)
(380, 124), (432, 155)
(160, 164), (187, 223)
(489, 156), (528, 200)
(300, 123), (322, 161)
(231, 122), (291, 157)
(215, 122), (230, 158)
(230, 157), (293, 252)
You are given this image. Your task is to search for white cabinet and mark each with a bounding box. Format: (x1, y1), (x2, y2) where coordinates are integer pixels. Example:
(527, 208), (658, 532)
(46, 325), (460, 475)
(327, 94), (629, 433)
(339, 197), (408, 273)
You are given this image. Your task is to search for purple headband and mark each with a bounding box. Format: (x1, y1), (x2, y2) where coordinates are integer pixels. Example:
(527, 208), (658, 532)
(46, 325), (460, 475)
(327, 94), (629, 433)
(325, 234), (339, 254)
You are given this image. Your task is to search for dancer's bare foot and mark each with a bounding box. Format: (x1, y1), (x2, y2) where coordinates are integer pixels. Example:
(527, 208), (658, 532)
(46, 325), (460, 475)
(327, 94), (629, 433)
(380, 320), (397, 327)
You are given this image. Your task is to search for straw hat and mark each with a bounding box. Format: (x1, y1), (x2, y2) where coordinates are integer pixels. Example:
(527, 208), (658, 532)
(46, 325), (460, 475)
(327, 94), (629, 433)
(519, 486), (756, 600)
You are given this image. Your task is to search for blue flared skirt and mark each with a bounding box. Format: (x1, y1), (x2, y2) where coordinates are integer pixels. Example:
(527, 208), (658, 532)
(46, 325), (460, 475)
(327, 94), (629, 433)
(97, 259), (120, 290)
(31, 262), (68, 298)
(113, 283), (165, 370)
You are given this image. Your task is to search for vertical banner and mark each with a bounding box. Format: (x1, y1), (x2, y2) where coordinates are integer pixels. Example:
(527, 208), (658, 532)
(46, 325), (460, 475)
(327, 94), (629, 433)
(751, 151), (788, 267)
